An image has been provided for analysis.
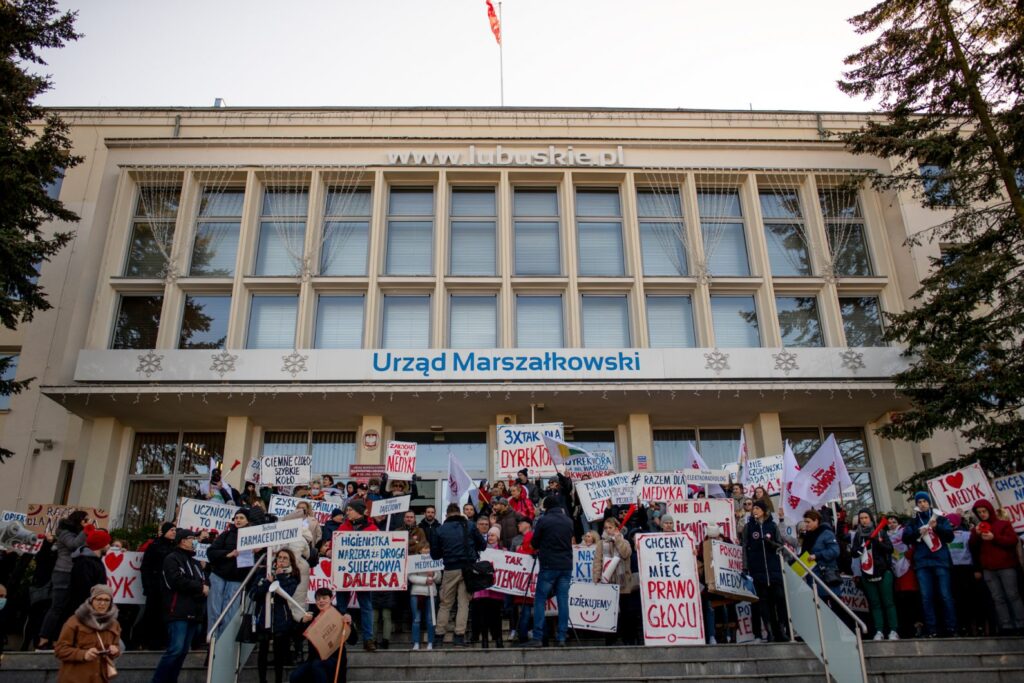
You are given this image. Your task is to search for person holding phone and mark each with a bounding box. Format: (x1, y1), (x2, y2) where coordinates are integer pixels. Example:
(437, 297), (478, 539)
(54, 584), (122, 682)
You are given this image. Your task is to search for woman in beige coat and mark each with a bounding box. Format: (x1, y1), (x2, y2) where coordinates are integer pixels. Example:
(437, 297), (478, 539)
(54, 585), (122, 683)
(593, 517), (637, 645)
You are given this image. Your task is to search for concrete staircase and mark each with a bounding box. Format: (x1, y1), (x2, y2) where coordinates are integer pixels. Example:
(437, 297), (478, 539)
(2, 637), (1021, 682)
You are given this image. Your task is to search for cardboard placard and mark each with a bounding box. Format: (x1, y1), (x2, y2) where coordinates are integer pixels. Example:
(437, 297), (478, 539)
(176, 498), (237, 533)
(25, 504), (109, 536)
(495, 422), (564, 478)
(261, 455), (313, 488)
(0, 511), (42, 554)
(103, 550), (145, 605)
(667, 499), (736, 546)
(568, 582), (620, 633)
(836, 576), (869, 613)
(308, 557), (334, 603)
(369, 495), (411, 518)
(636, 532), (704, 646)
(634, 472), (688, 503)
(385, 441), (417, 481)
(576, 472), (635, 522)
(304, 606), (348, 660)
(332, 530), (408, 591)
(480, 548), (539, 596)
(927, 462), (996, 513)
(236, 518), (304, 552)
(268, 494), (347, 526)
(703, 539), (758, 601)
(741, 455), (784, 495)
(992, 472), (1024, 536)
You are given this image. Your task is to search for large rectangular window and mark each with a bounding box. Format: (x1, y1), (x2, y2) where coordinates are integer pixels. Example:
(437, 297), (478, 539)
(449, 295), (497, 348)
(646, 295), (696, 348)
(450, 188), (497, 276)
(653, 428), (741, 471)
(190, 188), (243, 277)
(393, 432), (488, 475)
(839, 297), (885, 346)
(315, 295), (364, 349)
(514, 189), (560, 275)
(255, 188), (308, 276)
(125, 185), (181, 278)
(111, 295), (163, 349)
(0, 354), (18, 410)
(576, 189), (624, 276)
(581, 295), (630, 347)
(247, 295), (298, 349)
(782, 427), (874, 516)
(698, 190), (749, 276)
(820, 189), (873, 276)
(178, 295), (230, 349)
(382, 295), (431, 348)
(516, 295), (563, 348)
(760, 190), (812, 276)
(638, 188), (688, 276)
(776, 296), (825, 347)
(321, 187), (370, 276)
(263, 431), (357, 479)
(386, 189), (434, 275)
(710, 295), (760, 347)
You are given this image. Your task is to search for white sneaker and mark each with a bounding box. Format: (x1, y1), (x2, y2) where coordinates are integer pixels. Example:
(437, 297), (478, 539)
(888, 632), (900, 641)
(872, 632), (884, 641)
(509, 629), (516, 641)
(709, 637), (717, 645)
(753, 637), (764, 644)
(412, 643), (420, 650)
(426, 643), (433, 650)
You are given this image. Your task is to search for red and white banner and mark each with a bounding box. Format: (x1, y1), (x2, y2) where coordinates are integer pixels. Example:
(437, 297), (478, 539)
(308, 557), (334, 603)
(742, 455), (784, 496)
(927, 462), (997, 514)
(480, 548), (538, 596)
(496, 423), (564, 478)
(636, 532), (704, 646)
(993, 472), (1024, 536)
(790, 434), (855, 506)
(634, 472), (687, 504)
(385, 441), (417, 481)
(667, 499), (735, 546)
(104, 550), (145, 605)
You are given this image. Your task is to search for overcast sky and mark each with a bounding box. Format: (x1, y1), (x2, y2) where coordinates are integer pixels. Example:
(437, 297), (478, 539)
(35, 0), (877, 111)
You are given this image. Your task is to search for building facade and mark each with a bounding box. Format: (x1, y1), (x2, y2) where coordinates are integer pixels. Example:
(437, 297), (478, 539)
(0, 107), (966, 530)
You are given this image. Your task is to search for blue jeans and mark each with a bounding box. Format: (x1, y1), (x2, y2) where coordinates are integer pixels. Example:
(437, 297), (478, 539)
(207, 573), (241, 639)
(533, 568), (571, 643)
(338, 591), (374, 642)
(152, 620), (198, 683)
(916, 565), (956, 635)
(409, 594), (435, 646)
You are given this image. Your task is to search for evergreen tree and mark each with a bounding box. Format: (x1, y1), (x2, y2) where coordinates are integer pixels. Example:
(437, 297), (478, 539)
(1, 0), (81, 462)
(838, 0), (1024, 492)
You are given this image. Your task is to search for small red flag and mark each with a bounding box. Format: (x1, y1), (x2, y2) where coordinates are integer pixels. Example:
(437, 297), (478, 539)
(486, 0), (501, 45)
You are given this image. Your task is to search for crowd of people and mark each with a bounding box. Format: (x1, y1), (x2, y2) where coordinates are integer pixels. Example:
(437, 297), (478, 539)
(0, 468), (1021, 683)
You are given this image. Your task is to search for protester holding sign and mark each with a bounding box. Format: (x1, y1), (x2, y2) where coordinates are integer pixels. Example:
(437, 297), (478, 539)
(409, 562), (441, 650)
(593, 517), (637, 645)
(472, 528), (507, 648)
(969, 500), (1024, 634)
(252, 548), (302, 683)
(851, 509), (898, 640)
(206, 508), (259, 639)
(902, 492), (957, 638)
(336, 499), (379, 651)
(291, 587), (349, 683)
(742, 500), (788, 642)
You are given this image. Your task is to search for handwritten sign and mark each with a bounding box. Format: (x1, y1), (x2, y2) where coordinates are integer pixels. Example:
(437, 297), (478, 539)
(369, 495), (411, 518)
(408, 553), (444, 574)
(103, 550), (145, 605)
(703, 539), (757, 601)
(25, 504), (108, 536)
(176, 498), (237, 533)
(742, 455), (784, 495)
(927, 462), (996, 513)
(480, 548), (538, 596)
(676, 469), (731, 487)
(0, 511), (41, 554)
(573, 546), (597, 584)
(668, 499), (736, 546)
(194, 543), (209, 563)
(245, 457), (261, 485)
(261, 455), (313, 488)
(568, 582), (619, 633)
(332, 530), (408, 591)
(385, 441), (417, 481)
(636, 532), (704, 646)
(735, 602), (755, 643)
(576, 472), (636, 522)
(304, 606), (347, 660)
(634, 472), (688, 503)
(835, 576), (869, 613)
(268, 494), (346, 526)
(496, 422), (564, 479)
(237, 518), (304, 552)
(993, 472), (1024, 536)
(565, 451), (617, 481)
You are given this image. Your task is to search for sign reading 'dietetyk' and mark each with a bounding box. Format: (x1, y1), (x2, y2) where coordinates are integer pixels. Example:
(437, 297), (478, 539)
(332, 530), (408, 591)
(496, 423), (564, 478)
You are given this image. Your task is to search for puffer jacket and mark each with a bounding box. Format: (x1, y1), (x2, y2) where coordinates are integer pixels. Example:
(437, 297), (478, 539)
(801, 522), (841, 571)
(252, 571), (300, 635)
(431, 515), (485, 570)
(161, 547), (207, 621)
(494, 508), (524, 550)
(593, 531), (634, 593)
(743, 516), (784, 584)
(969, 499), (1020, 570)
(279, 526), (314, 621)
(532, 507), (574, 571)
(902, 509), (954, 569)
(206, 525), (251, 583)
(409, 569), (441, 597)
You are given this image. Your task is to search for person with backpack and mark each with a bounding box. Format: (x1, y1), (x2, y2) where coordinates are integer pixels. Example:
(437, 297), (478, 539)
(430, 503), (485, 647)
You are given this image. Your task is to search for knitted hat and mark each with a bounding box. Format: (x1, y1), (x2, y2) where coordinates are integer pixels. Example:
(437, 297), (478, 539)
(752, 500), (769, 515)
(946, 513), (962, 528)
(85, 528), (111, 552)
(493, 497), (509, 506)
(90, 584), (114, 599)
(347, 499), (367, 516)
(914, 491), (931, 505)
(160, 522), (176, 536)
(330, 508), (344, 519)
(518, 468), (529, 478)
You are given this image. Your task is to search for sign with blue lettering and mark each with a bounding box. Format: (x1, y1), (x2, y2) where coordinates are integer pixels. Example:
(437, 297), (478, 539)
(703, 539), (758, 601)
(332, 530), (409, 591)
(372, 350), (642, 379)
(496, 422), (564, 478)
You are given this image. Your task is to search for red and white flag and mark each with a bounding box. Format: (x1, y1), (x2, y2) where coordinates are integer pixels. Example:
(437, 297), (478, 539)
(790, 434), (854, 507)
(485, 0), (501, 45)
(781, 441), (811, 521)
(447, 452), (474, 505)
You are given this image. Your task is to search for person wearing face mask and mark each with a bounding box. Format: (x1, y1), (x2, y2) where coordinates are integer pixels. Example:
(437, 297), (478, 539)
(253, 549), (302, 683)
(54, 584), (122, 683)
(902, 491), (956, 638)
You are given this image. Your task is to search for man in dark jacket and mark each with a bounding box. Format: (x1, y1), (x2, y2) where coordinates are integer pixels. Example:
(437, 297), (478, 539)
(742, 500), (788, 642)
(205, 508), (255, 638)
(430, 504), (485, 647)
(322, 508), (344, 545)
(525, 495), (574, 647)
(492, 498), (524, 550)
(152, 529), (208, 683)
(67, 528), (110, 614)
(140, 523), (177, 648)
(902, 491), (956, 637)
(542, 473), (573, 515)
(418, 505), (441, 549)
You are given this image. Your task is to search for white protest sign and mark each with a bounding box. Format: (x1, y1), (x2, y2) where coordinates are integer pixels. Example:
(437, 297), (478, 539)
(611, 485), (636, 506)
(576, 472), (636, 522)
(237, 518), (304, 552)
(480, 548), (539, 596)
(408, 553), (445, 574)
(573, 546), (596, 584)
(634, 472), (688, 503)
(308, 557), (334, 603)
(496, 422), (564, 478)
(927, 462), (997, 514)
(676, 469), (731, 487)
(261, 455), (313, 488)
(103, 550), (145, 605)
(568, 582), (619, 633)
(668, 499), (736, 546)
(565, 451), (617, 481)
(742, 455), (784, 495)
(993, 472), (1024, 536)
(245, 457), (261, 485)
(636, 532), (704, 646)
(176, 498), (237, 533)
(385, 441), (417, 481)
(332, 530), (408, 591)
(1, 511), (25, 523)
(735, 602), (755, 643)
(703, 539), (758, 601)
(370, 495), (411, 518)
(268, 494), (346, 526)
(0, 511), (42, 554)
(193, 543), (209, 563)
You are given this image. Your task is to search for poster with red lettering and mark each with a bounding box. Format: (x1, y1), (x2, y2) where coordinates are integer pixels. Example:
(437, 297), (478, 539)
(480, 548), (539, 597)
(385, 441), (417, 481)
(104, 550), (145, 605)
(992, 473), (1024, 536)
(495, 422), (564, 479)
(636, 532), (704, 646)
(332, 530), (408, 591)
(926, 462), (996, 514)
(667, 499), (736, 545)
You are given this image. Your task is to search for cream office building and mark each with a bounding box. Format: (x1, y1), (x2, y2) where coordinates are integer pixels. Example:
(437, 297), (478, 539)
(0, 107), (961, 529)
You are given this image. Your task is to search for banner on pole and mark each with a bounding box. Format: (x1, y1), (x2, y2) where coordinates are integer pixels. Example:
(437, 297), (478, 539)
(369, 495), (411, 518)
(332, 530), (408, 591)
(634, 472), (688, 503)
(992, 472), (1024, 535)
(385, 441), (417, 481)
(348, 464), (385, 484)
(103, 550), (145, 605)
(668, 499), (736, 546)
(576, 472), (635, 522)
(495, 422), (564, 478)
(408, 553), (445, 574)
(480, 548), (538, 596)
(636, 532), (704, 646)
(261, 455), (313, 488)
(245, 457), (261, 485)
(676, 469), (731, 487)
(568, 582), (619, 633)
(237, 518), (304, 552)
(737, 455), (784, 495)
(176, 498), (237, 534)
(926, 462), (996, 513)
(703, 539), (758, 601)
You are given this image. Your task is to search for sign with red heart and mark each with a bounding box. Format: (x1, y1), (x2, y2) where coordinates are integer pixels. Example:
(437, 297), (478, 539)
(103, 551), (124, 572)
(307, 555), (335, 603)
(104, 550), (145, 605)
(927, 462), (996, 514)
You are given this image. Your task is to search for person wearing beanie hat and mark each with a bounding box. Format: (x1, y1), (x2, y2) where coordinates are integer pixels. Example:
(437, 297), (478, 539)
(742, 495), (788, 642)
(67, 527), (110, 619)
(139, 521), (179, 650)
(55, 581), (122, 682)
(903, 489), (956, 637)
(339, 494), (379, 651)
(322, 508), (345, 546)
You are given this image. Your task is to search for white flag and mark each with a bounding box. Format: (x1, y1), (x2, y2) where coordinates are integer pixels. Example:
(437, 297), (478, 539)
(781, 441), (811, 520)
(790, 434), (854, 506)
(446, 452), (474, 505)
(688, 444), (727, 497)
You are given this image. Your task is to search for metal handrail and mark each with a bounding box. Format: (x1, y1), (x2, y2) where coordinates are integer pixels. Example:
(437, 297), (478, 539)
(776, 544), (868, 634)
(206, 553), (268, 643)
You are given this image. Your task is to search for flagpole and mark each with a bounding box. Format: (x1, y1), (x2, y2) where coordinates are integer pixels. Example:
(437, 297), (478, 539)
(498, 1), (505, 106)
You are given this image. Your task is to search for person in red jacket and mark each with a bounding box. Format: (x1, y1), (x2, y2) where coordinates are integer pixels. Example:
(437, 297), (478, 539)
(969, 500), (1024, 634)
(336, 499), (380, 651)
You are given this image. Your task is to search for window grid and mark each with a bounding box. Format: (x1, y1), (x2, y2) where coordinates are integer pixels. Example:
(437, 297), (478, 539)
(124, 186), (181, 278)
(514, 188), (561, 276)
(386, 188), (434, 276)
(450, 188), (497, 276)
(638, 188), (688, 276)
(189, 187), (243, 277)
(255, 187), (309, 277)
(576, 188), (625, 277)
(697, 189), (750, 276)
(320, 187), (371, 276)
(759, 189), (813, 277)
(819, 190), (873, 277)
(262, 430), (357, 478)
(652, 428), (742, 472)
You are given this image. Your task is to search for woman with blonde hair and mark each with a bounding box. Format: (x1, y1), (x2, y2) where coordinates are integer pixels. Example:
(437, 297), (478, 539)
(593, 517), (636, 644)
(54, 584), (122, 683)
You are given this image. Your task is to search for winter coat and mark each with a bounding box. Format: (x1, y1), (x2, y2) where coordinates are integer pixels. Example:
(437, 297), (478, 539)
(742, 516), (784, 584)
(54, 522), (88, 574)
(54, 604), (122, 683)
(140, 536), (175, 598)
(969, 500), (1020, 571)
(280, 527), (314, 621)
(850, 525), (895, 577)
(510, 493), (535, 521)
(532, 507), (574, 571)
(418, 518), (441, 548)
(338, 516), (379, 533)
(68, 549), (107, 612)
(593, 531), (634, 593)
(322, 518), (343, 545)
(161, 547), (207, 622)
(801, 523), (841, 571)
(494, 508), (524, 550)
(902, 510), (954, 569)
(542, 473), (574, 515)
(252, 571), (299, 635)
(431, 516), (485, 570)
(206, 526), (252, 583)
(402, 525), (429, 556)
(409, 570), (441, 598)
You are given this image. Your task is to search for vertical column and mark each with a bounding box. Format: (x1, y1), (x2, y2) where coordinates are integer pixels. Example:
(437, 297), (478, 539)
(562, 172), (580, 347)
(498, 171), (514, 347)
(365, 170), (387, 348)
(433, 171), (448, 349)
(223, 416), (255, 490)
(76, 417), (127, 509)
(803, 174), (843, 347)
(741, 174), (781, 347)
(626, 413), (652, 471)
(358, 415), (384, 464)
(296, 170), (325, 349)
(750, 413), (783, 459)
(682, 172), (713, 347)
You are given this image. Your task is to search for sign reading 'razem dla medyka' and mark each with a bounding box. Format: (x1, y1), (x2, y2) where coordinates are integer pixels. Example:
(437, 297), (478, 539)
(372, 350), (642, 378)
(387, 145), (625, 167)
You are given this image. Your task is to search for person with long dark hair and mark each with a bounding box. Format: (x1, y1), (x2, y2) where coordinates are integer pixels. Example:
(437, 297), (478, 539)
(851, 509), (898, 640)
(38, 511), (89, 650)
(253, 548), (302, 683)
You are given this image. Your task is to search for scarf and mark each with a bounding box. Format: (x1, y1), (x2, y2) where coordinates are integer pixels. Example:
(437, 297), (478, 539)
(74, 600), (120, 632)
